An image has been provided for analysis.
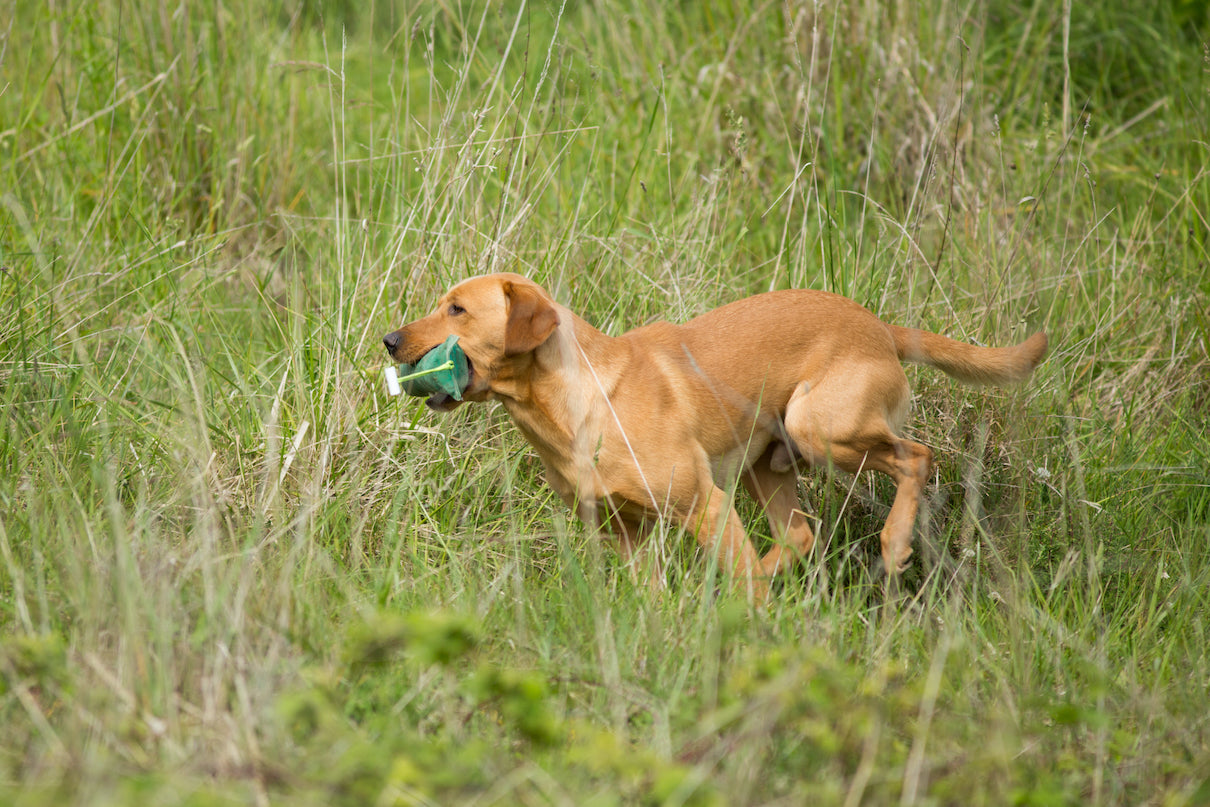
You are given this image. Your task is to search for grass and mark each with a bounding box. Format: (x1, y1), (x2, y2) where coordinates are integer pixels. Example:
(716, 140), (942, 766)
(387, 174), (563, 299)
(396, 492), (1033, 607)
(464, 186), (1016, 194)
(2, 0), (1209, 804)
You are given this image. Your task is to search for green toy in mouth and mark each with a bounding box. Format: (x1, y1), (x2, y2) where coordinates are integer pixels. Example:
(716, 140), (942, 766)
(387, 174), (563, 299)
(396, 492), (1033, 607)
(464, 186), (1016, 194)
(384, 335), (470, 401)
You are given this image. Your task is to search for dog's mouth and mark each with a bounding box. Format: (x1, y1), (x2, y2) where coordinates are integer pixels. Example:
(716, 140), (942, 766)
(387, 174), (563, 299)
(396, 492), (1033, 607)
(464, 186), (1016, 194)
(422, 351), (475, 411)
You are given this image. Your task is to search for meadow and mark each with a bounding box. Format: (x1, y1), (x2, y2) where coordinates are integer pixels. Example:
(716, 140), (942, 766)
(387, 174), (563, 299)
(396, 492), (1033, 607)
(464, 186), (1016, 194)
(1, 0), (1208, 804)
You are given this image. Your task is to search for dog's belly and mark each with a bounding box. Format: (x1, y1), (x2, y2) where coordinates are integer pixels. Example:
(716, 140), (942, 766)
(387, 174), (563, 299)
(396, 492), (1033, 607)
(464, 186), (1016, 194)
(708, 425), (781, 485)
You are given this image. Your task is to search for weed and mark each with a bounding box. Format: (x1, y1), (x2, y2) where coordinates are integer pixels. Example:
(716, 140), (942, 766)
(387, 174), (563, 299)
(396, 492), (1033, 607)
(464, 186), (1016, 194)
(1, 0), (1207, 804)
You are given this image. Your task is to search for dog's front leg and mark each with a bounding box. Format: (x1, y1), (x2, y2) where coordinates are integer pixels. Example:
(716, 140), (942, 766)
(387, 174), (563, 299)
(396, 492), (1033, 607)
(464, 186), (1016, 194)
(577, 500), (666, 594)
(682, 485), (769, 604)
(611, 516), (666, 594)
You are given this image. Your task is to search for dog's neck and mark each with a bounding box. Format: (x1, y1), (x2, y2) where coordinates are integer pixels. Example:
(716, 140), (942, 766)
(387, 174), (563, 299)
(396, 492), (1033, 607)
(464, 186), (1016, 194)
(495, 309), (620, 503)
(497, 310), (616, 435)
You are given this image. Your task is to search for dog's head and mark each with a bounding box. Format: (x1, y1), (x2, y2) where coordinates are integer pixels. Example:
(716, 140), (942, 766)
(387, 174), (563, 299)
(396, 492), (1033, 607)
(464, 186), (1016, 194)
(382, 273), (560, 411)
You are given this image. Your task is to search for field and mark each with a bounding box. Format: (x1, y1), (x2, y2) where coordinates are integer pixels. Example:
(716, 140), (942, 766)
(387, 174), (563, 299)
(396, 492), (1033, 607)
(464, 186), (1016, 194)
(2, 1), (1209, 804)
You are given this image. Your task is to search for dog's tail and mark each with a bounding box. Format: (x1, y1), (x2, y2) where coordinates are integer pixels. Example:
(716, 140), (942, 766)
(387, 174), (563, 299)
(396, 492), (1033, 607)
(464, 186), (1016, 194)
(888, 325), (1048, 386)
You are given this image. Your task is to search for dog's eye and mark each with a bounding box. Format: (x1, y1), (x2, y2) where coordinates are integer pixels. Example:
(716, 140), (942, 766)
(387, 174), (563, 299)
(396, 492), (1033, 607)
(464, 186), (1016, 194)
(448, 303), (465, 316)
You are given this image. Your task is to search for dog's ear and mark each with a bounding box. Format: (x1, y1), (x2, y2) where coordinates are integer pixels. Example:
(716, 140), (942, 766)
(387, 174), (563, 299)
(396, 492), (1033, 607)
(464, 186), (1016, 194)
(503, 280), (559, 356)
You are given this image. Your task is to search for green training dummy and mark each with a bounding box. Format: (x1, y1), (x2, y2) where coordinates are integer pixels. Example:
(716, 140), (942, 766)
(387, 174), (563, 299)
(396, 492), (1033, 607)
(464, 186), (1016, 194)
(384, 335), (469, 401)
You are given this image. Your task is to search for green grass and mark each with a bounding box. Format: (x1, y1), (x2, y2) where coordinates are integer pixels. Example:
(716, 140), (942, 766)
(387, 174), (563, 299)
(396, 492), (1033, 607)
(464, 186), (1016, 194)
(2, 0), (1209, 804)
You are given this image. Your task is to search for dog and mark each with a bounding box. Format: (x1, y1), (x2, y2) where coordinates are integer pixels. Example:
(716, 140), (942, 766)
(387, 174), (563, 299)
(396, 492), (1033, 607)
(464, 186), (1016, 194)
(383, 273), (1047, 601)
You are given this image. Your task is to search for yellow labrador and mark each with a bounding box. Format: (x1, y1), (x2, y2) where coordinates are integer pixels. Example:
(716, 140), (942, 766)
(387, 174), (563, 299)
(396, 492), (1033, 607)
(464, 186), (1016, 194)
(383, 273), (1047, 601)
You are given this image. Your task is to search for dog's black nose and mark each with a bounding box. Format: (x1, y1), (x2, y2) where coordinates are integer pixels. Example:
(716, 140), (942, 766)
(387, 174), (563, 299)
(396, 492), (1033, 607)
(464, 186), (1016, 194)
(383, 331), (401, 353)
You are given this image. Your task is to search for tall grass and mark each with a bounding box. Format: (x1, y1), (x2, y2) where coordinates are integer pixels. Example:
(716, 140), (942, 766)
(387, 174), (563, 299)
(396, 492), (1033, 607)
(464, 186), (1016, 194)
(1, 0), (1208, 804)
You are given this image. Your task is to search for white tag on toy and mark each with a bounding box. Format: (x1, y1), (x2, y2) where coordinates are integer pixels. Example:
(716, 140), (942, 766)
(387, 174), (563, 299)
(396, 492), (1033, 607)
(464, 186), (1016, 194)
(384, 365), (402, 397)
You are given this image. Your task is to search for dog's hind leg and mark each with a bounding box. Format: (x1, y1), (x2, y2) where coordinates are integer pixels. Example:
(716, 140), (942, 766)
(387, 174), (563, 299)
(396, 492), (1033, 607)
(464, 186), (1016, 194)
(741, 445), (817, 578)
(781, 372), (933, 578)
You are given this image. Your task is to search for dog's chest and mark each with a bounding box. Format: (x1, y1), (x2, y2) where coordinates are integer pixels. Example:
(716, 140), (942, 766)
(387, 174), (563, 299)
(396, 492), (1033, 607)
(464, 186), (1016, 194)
(504, 401), (609, 504)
